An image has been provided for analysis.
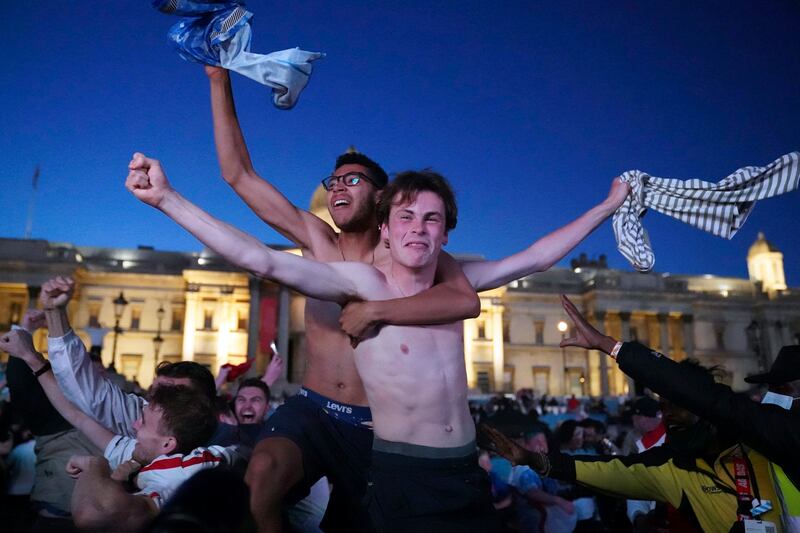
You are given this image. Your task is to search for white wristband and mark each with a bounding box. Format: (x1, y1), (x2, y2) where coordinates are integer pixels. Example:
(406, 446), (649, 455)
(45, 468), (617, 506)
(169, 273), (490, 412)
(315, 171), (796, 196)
(610, 341), (623, 359)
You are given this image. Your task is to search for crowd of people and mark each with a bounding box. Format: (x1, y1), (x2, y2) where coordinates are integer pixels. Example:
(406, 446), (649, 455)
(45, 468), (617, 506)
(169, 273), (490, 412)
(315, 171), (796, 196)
(0, 60), (797, 533)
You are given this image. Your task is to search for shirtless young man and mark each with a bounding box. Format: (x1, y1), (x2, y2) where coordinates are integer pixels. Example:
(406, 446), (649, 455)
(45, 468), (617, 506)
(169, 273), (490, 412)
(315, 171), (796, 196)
(126, 152), (629, 531)
(205, 66), (480, 532)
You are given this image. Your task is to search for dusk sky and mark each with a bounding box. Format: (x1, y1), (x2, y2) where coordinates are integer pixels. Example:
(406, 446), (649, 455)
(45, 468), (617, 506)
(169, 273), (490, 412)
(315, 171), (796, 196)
(2, 1), (798, 284)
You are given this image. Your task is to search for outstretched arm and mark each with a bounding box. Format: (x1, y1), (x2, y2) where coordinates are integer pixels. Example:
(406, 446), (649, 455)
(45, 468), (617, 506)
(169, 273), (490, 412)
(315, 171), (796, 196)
(41, 277), (143, 437)
(462, 179), (629, 292)
(339, 252), (480, 340)
(126, 153), (362, 304)
(558, 293), (800, 485)
(480, 426), (682, 507)
(206, 67), (336, 251)
(0, 330), (115, 452)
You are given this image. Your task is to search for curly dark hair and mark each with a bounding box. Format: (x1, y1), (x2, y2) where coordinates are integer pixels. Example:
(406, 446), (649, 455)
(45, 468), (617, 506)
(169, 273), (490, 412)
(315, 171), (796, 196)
(334, 151), (388, 188)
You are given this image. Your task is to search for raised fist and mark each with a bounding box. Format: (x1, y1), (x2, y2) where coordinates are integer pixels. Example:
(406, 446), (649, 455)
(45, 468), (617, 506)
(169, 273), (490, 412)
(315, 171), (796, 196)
(126, 152), (174, 208)
(39, 276), (75, 309)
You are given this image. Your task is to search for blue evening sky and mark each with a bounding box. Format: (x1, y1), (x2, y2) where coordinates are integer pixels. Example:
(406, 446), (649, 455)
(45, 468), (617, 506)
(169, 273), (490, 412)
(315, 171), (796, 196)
(2, 1), (798, 284)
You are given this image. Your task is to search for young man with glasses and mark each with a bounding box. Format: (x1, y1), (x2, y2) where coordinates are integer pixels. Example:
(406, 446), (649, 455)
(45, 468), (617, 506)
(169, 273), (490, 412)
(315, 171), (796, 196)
(203, 66), (629, 531)
(205, 66), (481, 532)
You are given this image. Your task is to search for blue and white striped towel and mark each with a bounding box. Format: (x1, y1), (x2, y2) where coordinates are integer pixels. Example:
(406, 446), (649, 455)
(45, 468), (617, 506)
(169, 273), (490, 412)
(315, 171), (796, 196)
(613, 151), (800, 272)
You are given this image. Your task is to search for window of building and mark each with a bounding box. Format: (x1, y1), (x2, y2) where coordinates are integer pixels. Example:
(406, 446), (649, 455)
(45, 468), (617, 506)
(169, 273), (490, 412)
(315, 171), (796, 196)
(130, 308), (141, 330)
(502, 320), (510, 343)
(203, 309), (214, 330)
(88, 302), (101, 328)
(477, 319), (486, 339)
(193, 354), (215, 370)
(503, 365), (515, 392)
(714, 323), (725, 350)
(473, 363), (494, 393)
(566, 367), (585, 396)
(629, 326), (639, 341)
(161, 353), (182, 365)
(476, 371), (491, 393)
(120, 354), (142, 381)
(9, 302), (22, 326)
(228, 354), (247, 367)
(171, 307), (184, 331)
(237, 309), (248, 331)
(534, 321), (544, 345)
(532, 367), (550, 395)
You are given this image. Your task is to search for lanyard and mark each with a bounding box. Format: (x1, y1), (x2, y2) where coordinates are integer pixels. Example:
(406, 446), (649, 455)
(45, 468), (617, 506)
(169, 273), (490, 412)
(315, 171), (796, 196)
(732, 450), (755, 520)
(724, 445), (770, 521)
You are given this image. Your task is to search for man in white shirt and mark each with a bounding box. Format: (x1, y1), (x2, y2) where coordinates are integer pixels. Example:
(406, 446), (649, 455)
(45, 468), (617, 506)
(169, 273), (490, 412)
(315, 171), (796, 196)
(0, 330), (235, 532)
(38, 276), (218, 439)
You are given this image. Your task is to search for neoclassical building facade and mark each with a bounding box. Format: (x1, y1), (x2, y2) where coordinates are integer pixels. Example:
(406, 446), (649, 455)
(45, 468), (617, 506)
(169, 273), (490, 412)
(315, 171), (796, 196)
(1, 232), (798, 395)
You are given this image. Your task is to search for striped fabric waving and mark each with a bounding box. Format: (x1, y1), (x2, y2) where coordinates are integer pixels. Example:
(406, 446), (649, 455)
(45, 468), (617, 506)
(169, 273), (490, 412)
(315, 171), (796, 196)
(613, 151), (800, 272)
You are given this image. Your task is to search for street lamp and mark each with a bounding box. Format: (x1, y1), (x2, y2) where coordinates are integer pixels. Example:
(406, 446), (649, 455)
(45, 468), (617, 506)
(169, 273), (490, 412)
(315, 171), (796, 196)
(112, 291), (128, 370)
(153, 304), (165, 372)
(557, 320), (568, 396)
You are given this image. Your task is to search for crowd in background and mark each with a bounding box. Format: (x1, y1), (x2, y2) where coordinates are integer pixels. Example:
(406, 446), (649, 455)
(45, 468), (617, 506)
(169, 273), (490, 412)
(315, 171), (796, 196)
(0, 278), (797, 533)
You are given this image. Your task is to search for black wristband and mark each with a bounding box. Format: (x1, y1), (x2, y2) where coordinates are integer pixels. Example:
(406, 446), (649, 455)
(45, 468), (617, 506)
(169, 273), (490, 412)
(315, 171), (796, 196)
(33, 360), (52, 378)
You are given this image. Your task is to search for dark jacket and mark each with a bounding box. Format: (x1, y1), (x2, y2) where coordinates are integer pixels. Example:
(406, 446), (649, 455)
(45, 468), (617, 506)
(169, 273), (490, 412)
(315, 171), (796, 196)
(6, 356), (72, 436)
(616, 341), (800, 487)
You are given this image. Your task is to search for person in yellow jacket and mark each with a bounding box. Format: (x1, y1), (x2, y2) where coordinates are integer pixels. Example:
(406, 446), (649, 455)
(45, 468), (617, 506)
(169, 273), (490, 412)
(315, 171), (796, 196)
(482, 293), (796, 532)
(482, 414), (784, 533)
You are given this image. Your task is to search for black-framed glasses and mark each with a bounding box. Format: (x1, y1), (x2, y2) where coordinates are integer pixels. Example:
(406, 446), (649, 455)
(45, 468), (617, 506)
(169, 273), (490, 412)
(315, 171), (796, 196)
(321, 172), (375, 191)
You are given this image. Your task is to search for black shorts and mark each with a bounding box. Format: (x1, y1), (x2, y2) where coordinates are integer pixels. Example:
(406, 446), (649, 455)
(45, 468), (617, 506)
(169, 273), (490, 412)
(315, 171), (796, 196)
(260, 388), (374, 532)
(366, 439), (501, 533)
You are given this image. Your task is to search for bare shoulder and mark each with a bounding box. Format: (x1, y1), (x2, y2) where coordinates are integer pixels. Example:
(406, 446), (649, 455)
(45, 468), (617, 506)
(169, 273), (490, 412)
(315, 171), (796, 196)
(303, 215), (340, 253)
(328, 261), (389, 298)
(302, 240), (339, 263)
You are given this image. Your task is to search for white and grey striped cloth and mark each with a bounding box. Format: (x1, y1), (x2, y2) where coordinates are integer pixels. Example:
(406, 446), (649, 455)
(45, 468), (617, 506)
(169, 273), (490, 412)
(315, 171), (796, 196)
(613, 151), (800, 272)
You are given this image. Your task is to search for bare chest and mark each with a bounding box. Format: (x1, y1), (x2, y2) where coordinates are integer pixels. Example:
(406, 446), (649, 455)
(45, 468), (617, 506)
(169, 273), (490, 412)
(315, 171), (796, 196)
(356, 322), (465, 374)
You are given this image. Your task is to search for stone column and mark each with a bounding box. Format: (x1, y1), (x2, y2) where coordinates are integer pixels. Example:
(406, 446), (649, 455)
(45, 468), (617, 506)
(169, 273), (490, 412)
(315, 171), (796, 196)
(26, 285), (41, 309)
(619, 311), (635, 396)
(278, 286), (290, 381)
(594, 310), (609, 397)
(247, 277), (261, 362)
(491, 301), (505, 392)
(657, 313), (670, 353)
(681, 315), (694, 360)
(215, 288), (233, 369)
(463, 319), (477, 389)
(761, 320), (783, 366)
(777, 320), (793, 347)
(619, 312), (632, 340)
(182, 285), (199, 361)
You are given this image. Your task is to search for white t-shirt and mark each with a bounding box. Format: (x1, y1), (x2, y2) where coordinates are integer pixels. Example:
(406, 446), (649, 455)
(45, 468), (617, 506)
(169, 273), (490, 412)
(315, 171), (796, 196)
(104, 435), (235, 508)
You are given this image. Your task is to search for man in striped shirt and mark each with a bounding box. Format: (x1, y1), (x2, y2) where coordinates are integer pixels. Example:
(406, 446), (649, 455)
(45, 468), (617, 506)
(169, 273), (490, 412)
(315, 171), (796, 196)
(0, 330), (237, 532)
